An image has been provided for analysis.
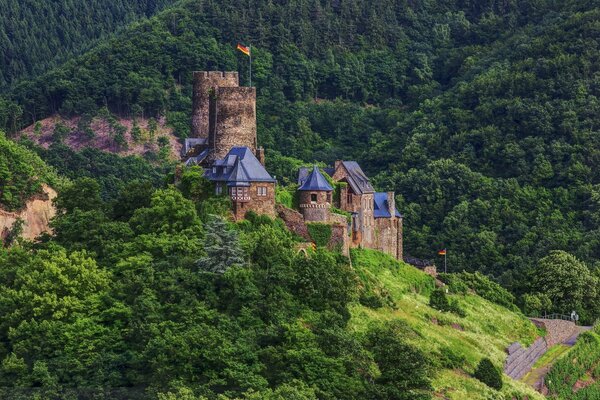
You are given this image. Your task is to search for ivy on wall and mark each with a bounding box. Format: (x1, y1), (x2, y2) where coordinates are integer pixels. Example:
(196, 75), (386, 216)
(307, 222), (332, 247)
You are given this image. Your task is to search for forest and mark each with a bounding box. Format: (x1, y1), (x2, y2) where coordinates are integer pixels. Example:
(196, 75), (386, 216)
(2, 0), (600, 397)
(1, 0), (600, 317)
(0, 0), (177, 88)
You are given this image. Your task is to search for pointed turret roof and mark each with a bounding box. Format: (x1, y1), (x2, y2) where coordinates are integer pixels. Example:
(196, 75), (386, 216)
(298, 166), (334, 191)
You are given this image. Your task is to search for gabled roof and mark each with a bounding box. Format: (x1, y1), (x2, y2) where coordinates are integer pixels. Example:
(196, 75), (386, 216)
(205, 147), (276, 185)
(373, 192), (402, 218)
(298, 166), (334, 191)
(338, 161), (374, 194)
(184, 149), (209, 166)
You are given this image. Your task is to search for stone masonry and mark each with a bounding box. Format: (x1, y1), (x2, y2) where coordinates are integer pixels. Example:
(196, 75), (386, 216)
(504, 338), (548, 380)
(230, 182), (276, 221)
(529, 318), (579, 347)
(190, 71), (257, 164)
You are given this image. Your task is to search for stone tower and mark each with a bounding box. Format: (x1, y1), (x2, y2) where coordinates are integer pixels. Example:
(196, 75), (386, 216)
(191, 71), (257, 163)
(298, 166), (334, 222)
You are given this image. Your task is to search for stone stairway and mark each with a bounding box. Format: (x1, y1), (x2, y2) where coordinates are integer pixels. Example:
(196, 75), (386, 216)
(504, 338), (548, 380)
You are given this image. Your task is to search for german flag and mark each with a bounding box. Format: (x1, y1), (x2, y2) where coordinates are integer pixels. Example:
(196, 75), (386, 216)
(438, 249), (447, 256)
(236, 43), (250, 56)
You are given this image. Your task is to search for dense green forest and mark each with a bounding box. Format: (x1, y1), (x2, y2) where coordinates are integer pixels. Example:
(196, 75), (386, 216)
(3, 0), (600, 318)
(0, 0), (177, 87)
(0, 155), (547, 398)
(3, 0), (600, 396)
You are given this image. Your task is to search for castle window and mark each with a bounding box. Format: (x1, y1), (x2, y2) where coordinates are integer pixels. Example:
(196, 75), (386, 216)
(347, 193), (352, 205)
(311, 193), (317, 203)
(258, 186), (267, 196)
(326, 192), (332, 203)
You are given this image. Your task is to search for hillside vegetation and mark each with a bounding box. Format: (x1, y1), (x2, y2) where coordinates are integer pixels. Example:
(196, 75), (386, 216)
(0, 132), (59, 211)
(0, 0), (177, 87)
(2, 0), (600, 321)
(0, 162), (547, 398)
(349, 249), (543, 399)
(546, 326), (600, 398)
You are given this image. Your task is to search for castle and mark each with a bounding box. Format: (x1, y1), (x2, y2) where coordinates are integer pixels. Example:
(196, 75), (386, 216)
(183, 71), (402, 260)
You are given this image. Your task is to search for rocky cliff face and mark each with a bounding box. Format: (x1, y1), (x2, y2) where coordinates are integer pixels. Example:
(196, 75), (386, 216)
(0, 185), (56, 242)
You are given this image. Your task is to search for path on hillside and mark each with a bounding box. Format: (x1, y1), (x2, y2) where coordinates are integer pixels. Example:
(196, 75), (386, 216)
(524, 325), (592, 393)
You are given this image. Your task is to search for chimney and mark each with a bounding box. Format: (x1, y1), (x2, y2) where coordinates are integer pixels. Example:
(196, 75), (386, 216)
(256, 147), (265, 165)
(387, 192), (396, 218)
(335, 160), (343, 171)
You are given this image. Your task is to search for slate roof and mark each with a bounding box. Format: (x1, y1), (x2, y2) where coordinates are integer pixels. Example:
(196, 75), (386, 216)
(298, 161), (374, 194)
(298, 166), (334, 191)
(340, 161), (375, 194)
(184, 149), (209, 166)
(205, 147), (276, 187)
(373, 192), (402, 218)
(297, 166), (334, 185)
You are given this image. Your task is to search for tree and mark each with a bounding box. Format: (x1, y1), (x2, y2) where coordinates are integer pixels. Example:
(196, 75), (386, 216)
(196, 216), (244, 274)
(53, 177), (103, 214)
(530, 251), (598, 321)
(129, 187), (202, 235)
(366, 321), (432, 399)
(473, 358), (502, 390)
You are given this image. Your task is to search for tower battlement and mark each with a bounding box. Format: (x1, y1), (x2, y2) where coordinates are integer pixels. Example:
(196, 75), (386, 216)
(190, 70), (257, 163)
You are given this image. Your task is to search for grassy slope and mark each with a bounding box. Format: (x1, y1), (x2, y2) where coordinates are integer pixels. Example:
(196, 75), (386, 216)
(348, 249), (544, 400)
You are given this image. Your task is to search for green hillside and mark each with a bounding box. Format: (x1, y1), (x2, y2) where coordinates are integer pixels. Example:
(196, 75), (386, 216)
(2, 0), (600, 321)
(0, 161), (548, 397)
(349, 249), (544, 399)
(0, 0), (177, 87)
(545, 327), (600, 399)
(0, 132), (59, 211)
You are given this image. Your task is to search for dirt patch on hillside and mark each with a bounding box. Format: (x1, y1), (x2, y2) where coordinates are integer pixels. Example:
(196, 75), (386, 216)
(0, 185), (56, 241)
(20, 115), (182, 160)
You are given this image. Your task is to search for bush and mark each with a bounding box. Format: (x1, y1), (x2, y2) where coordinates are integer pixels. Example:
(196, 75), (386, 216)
(275, 186), (294, 208)
(429, 288), (466, 317)
(439, 272), (517, 311)
(473, 358), (503, 390)
(307, 223), (332, 247)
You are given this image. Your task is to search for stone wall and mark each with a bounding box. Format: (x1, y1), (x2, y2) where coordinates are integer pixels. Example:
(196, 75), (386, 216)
(191, 71), (239, 139)
(504, 338), (548, 380)
(374, 217), (398, 260)
(530, 318), (579, 347)
(277, 204), (349, 256)
(299, 190), (331, 222)
(209, 86), (257, 163)
(277, 204), (310, 240)
(231, 182), (275, 221)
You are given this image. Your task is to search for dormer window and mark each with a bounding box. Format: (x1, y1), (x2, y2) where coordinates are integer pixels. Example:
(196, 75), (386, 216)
(212, 167), (217, 174)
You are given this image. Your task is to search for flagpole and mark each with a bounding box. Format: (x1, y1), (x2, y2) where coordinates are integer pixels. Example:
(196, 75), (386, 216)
(444, 251), (447, 274)
(249, 44), (252, 87)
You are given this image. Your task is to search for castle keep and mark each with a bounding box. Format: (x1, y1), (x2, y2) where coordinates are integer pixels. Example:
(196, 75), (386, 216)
(182, 70), (402, 260)
(185, 71), (259, 165)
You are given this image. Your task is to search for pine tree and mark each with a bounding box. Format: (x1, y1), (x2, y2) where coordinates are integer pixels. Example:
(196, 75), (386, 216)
(196, 216), (245, 274)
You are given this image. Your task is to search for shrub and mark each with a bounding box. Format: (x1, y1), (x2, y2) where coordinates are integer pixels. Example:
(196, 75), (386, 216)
(275, 186), (293, 208)
(430, 288), (466, 317)
(307, 223), (332, 247)
(437, 346), (466, 369)
(439, 272), (517, 311)
(473, 358), (502, 390)
(429, 288), (450, 311)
